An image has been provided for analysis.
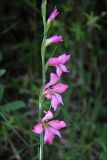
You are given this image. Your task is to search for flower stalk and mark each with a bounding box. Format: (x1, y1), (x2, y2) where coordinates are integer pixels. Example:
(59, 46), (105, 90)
(33, 1), (70, 160)
(39, 0), (47, 160)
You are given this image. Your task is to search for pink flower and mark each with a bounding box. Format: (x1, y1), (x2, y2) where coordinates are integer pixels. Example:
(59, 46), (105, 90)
(48, 54), (71, 77)
(32, 111), (66, 144)
(44, 73), (68, 111)
(45, 35), (63, 46)
(48, 8), (59, 21)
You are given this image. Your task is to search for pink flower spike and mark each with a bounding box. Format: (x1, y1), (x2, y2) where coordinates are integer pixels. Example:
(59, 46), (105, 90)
(48, 54), (71, 77)
(45, 35), (63, 46)
(42, 111), (53, 122)
(48, 8), (59, 21)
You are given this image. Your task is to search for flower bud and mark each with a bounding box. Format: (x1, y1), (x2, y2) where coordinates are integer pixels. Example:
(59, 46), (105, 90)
(45, 35), (63, 46)
(48, 8), (59, 22)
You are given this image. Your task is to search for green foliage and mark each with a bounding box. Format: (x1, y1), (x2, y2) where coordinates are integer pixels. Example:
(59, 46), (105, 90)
(0, 69), (6, 77)
(0, 100), (26, 112)
(85, 12), (100, 29)
(0, 0), (107, 160)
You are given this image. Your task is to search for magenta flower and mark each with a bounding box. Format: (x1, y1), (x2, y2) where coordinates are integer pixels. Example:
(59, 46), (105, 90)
(44, 73), (68, 111)
(32, 111), (66, 144)
(45, 35), (63, 46)
(48, 54), (71, 77)
(48, 8), (59, 21)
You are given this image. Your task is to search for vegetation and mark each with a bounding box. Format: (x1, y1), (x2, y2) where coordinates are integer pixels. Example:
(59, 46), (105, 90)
(0, 0), (107, 159)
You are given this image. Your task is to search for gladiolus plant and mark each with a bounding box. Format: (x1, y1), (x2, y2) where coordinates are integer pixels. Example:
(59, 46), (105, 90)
(32, 1), (70, 160)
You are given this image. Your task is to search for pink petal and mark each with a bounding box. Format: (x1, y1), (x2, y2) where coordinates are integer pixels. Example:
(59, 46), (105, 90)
(44, 88), (50, 95)
(49, 73), (59, 84)
(42, 111), (53, 122)
(48, 8), (59, 21)
(45, 35), (63, 46)
(44, 128), (54, 144)
(32, 123), (43, 134)
(48, 57), (58, 66)
(51, 93), (64, 111)
(44, 73), (59, 90)
(51, 95), (59, 111)
(49, 120), (66, 129)
(49, 127), (61, 138)
(54, 93), (64, 105)
(59, 64), (69, 72)
(56, 66), (63, 77)
(58, 54), (71, 64)
(45, 93), (52, 99)
(52, 83), (68, 93)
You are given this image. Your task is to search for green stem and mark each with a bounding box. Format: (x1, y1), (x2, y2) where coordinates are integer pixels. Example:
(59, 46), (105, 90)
(39, 0), (47, 160)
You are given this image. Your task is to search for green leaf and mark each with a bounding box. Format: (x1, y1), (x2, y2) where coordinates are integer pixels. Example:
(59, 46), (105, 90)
(0, 84), (4, 103)
(0, 69), (6, 77)
(0, 101), (26, 112)
(85, 12), (100, 29)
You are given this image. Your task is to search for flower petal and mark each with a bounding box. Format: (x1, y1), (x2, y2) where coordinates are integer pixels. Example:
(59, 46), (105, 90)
(44, 73), (59, 89)
(49, 120), (66, 129)
(32, 123), (43, 134)
(44, 128), (54, 144)
(58, 54), (71, 64)
(48, 8), (59, 21)
(51, 93), (64, 111)
(51, 95), (59, 111)
(45, 93), (52, 99)
(54, 93), (64, 105)
(45, 35), (63, 46)
(49, 127), (61, 138)
(56, 66), (62, 77)
(59, 64), (69, 73)
(52, 83), (68, 93)
(48, 57), (58, 66)
(42, 111), (53, 122)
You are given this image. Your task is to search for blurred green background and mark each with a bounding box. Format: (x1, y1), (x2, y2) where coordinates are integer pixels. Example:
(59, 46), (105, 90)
(0, 0), (107, 160)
